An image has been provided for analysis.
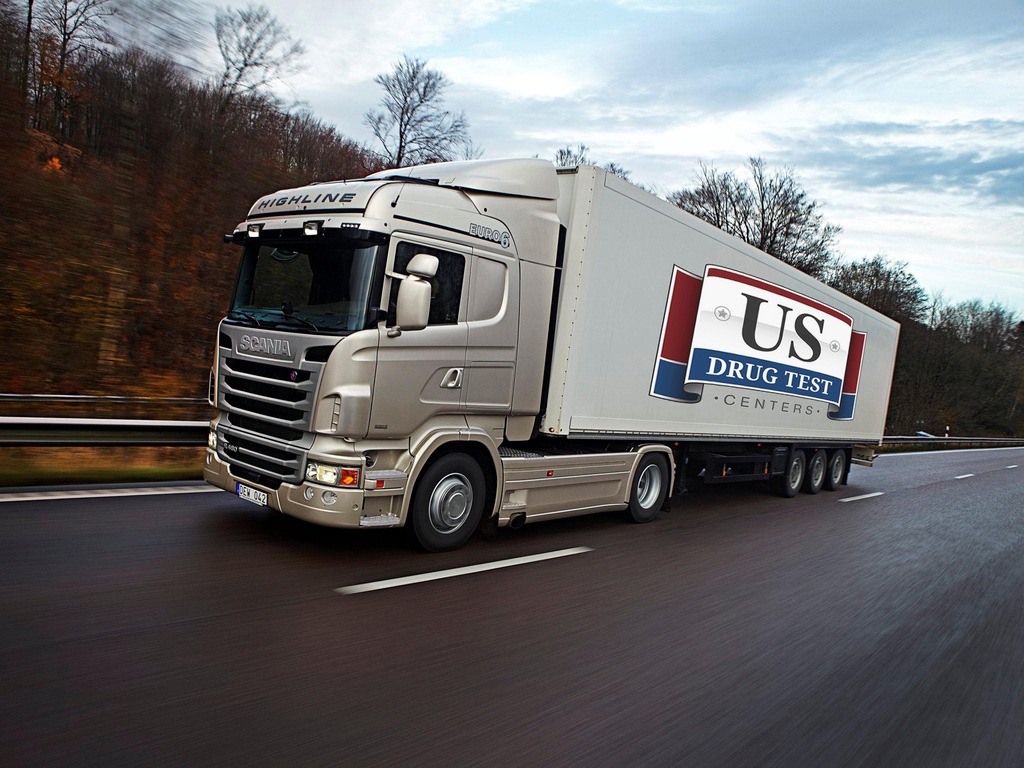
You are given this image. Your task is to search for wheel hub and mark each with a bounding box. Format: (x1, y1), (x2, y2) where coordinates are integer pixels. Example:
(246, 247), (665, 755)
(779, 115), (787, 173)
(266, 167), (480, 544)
(428, 473), (474, 534)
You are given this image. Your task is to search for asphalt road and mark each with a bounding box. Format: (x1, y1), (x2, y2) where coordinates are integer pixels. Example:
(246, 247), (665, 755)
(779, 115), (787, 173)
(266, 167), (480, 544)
(2, 447), (1023, 767)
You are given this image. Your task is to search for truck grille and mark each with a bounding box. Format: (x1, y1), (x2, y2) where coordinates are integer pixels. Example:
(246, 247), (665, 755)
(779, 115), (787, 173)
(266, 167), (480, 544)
(215, 323), (338, 485)
(226, 413), (303, 442)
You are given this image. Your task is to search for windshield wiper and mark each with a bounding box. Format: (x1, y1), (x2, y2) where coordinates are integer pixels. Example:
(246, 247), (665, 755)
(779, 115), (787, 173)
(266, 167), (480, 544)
(228, 309), (263, 328)
(272, 312), (320, 333)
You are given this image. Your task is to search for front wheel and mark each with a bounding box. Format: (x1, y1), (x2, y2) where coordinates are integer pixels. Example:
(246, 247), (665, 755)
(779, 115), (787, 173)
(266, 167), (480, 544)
(409, 453), (486, 552)
(624, 453), (670, 523)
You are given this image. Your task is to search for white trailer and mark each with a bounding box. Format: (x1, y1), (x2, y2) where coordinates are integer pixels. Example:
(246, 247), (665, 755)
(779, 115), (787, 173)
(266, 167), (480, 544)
(204, 159), (899, 551)
(543, 166), (899, 445)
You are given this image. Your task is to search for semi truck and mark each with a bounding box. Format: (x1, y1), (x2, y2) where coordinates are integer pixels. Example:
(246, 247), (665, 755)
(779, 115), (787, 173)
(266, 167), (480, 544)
(204, 159), (900, 551)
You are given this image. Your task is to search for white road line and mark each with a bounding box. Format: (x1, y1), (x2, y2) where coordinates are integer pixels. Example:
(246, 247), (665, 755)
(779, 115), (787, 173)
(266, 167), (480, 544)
(336, 547), (593, 595)
(1008, 465), (1019, 469)
(838, 491), (885, 503)
(0, 486), (223, 504)
(955, 474), (975, 479)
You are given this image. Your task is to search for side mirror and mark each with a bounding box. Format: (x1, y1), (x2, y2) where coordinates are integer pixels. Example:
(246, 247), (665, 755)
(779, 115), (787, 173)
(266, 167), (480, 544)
(395, 275), (432, 332)
(388, 254), (438, 336)
(406, 253), (438, 279)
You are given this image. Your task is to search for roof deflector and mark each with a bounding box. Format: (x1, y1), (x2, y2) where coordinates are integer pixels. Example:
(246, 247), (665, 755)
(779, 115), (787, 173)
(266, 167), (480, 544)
(364, 158), (559, 200)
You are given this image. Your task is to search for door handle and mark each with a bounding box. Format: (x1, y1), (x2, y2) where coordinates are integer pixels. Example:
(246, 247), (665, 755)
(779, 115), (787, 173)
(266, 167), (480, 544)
(441, 368), (463, 389)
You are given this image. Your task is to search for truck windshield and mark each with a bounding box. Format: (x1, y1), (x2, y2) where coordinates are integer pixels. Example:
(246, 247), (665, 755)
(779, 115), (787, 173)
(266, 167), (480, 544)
(230, 239), (382, 334)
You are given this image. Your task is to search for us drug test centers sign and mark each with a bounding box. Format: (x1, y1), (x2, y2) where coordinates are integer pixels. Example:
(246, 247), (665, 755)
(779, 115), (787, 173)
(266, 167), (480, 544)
(651, 266), (866, 419)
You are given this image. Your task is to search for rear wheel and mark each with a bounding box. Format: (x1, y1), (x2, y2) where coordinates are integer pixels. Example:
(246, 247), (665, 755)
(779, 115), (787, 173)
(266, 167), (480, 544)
(625, 453), (670, 523)
(802, 449), (827, 494)
(409, 453), (486, 552)
(770, 449), (805, 498)
(824, 450), (846, 491)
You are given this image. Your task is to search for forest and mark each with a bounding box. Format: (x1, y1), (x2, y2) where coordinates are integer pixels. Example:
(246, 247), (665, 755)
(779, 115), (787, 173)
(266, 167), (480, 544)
(0, 0), (1021, 437)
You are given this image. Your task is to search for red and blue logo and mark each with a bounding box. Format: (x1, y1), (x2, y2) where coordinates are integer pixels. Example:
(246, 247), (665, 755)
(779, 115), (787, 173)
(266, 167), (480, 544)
(651, 265), (865, 420)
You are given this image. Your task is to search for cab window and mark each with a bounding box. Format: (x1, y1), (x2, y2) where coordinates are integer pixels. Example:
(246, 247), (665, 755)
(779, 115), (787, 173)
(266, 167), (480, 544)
(388, 242), (466, 326)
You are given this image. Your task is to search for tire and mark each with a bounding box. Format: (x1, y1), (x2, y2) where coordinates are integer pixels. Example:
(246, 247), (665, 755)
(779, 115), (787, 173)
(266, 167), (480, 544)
(802, 449), (827, 494)
(824, 450), (846, 491)
(770, 449), (805, 498)
(625, 453), (670, 523)
(409, 453), (487, 552)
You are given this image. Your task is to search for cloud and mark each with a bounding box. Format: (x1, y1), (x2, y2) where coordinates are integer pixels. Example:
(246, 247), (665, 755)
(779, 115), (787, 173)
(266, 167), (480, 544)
(242, 0), (1024, 309)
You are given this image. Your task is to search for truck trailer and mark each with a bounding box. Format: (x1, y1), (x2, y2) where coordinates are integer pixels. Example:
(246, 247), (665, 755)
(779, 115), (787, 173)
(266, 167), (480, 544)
(204, 159), (900, 551)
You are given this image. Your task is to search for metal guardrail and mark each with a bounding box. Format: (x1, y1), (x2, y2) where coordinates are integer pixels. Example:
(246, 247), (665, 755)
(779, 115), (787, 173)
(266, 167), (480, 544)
(0, 417), (209, 447)
(882, 436), (1023, 444)
(1, 416), (1021, 449)
(0, 394), (206, 404)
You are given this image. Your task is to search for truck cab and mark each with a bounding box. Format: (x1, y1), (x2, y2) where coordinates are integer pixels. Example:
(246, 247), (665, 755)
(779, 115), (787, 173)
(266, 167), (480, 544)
(205, 159), (580, 550)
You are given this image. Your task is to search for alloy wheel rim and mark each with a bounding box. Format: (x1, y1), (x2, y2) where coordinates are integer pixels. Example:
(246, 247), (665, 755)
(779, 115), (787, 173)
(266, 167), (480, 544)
(831, 456), (844, 484)
(637, 464), (663, 509)
(812, 457), (825, 487)
(789, 460), (803, 489)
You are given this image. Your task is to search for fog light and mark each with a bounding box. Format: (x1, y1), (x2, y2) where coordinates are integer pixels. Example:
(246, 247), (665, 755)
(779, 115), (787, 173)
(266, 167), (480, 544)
(303, 220), (322, 236)
(247, 223), (262, 238)
(303, 486), (315, 501)
(322, 491), (337, 505)
(206, 453), (212, 465)
(316, 465), (339, 485)
(305, 462), (318, 480)
(208, 431), (217, 450)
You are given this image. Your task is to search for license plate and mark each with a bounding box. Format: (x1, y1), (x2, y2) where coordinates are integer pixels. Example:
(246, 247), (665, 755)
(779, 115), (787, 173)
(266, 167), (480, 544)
(236, 483), (268, 506)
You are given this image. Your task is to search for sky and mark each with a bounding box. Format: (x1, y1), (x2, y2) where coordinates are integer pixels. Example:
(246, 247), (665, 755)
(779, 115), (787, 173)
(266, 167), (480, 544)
(246, 0), (1024, 311)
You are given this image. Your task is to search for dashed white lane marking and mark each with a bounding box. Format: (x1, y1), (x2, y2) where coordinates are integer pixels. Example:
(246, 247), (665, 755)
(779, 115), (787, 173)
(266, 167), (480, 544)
(839, 491), (885, 503)
(1008, 465), (1019, 469)
(336, 547), (594, 595)
(955, 474), (975, 479)
(0, 486), (223, 504)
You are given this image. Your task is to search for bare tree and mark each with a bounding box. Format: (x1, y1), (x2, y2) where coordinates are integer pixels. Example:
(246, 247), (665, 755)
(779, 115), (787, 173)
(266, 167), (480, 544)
(670, 158), (841, 279)
(554, 143), (592, 167)
(364, 55), (470, 168)
(40, 0), (115, 138)
(828, 255), (927, 323)
(553, 144), (647, 187)
(20, 0), (34, 112)
(214, 4), (304, 106)
(112, 0), (207, 73)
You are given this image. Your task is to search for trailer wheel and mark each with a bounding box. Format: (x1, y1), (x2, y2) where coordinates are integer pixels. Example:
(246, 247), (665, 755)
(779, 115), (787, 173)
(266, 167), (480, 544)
(625, 454), (670, 523)
(409, 453), (486, 552)
(770, 450), (805, 498)
(824, 450), (846, 491)
(802, 449), (827, 494)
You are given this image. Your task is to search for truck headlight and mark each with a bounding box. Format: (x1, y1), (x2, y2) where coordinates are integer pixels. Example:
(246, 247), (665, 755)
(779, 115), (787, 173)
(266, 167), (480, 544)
(305, 461), (359, 487)
(317, 465), (339, 485)
(208, 431), (217, 450)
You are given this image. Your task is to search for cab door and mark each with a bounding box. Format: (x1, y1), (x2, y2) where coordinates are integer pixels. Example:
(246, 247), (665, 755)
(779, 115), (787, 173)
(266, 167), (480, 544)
(368, 236), (471, 438)
(462, 247), (518, 412)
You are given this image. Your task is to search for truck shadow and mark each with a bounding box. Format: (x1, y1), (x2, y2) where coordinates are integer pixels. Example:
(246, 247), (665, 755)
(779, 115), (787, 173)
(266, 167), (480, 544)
(202, 478), (792, 563)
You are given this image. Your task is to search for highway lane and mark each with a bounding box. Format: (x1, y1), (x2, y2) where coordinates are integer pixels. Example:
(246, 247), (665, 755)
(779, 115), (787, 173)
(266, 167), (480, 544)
(1, 447), (1023, 767)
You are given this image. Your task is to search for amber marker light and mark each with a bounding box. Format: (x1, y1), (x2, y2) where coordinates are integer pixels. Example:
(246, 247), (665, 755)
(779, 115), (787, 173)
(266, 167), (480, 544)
(340, 469), (359, 486)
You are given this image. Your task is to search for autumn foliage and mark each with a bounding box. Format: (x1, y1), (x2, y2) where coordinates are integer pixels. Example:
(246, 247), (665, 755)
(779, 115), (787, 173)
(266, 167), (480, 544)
(0, 1), (376, 407)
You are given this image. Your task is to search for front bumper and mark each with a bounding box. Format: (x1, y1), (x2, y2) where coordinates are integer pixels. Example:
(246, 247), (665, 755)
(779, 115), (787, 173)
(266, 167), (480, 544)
(203, 449), (403, 528)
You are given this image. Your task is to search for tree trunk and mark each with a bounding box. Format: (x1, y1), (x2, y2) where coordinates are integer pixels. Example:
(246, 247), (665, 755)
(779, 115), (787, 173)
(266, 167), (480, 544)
(20, 0), (34, 128)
